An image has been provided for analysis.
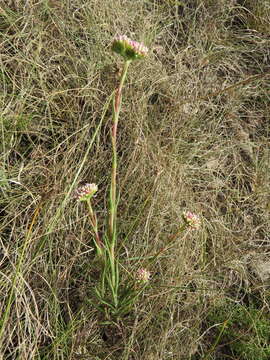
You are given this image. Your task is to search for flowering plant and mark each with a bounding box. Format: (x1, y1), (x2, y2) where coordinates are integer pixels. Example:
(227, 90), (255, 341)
(74, 36), (201, 319)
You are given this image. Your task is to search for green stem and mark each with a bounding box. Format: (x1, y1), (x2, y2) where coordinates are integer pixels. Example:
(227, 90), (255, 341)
(108, 60), (131, 245)
(106, 60), (131, 310)
(86, 200), (103, 256)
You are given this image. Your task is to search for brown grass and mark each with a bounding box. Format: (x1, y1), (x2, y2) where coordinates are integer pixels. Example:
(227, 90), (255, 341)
(0, 0), (269, 359)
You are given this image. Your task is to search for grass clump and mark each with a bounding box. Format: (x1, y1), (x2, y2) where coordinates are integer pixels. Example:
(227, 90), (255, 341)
(205, 299), (270, 360)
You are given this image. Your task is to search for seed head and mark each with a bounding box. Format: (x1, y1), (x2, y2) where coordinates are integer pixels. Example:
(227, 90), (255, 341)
(74, 183), (98, 202)
(112, 35), (148, 61)
(182, 211), (201, 230)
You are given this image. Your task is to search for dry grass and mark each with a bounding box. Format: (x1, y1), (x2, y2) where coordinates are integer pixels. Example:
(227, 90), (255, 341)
(0, 0), (270, 359)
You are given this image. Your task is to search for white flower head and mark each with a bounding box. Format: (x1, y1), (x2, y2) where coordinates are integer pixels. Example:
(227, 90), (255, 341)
(74, 183), (98, 201)
(136, 268), (151, 283)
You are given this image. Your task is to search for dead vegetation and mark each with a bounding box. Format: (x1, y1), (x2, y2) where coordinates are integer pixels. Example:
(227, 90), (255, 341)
(0, 0), (269, 359)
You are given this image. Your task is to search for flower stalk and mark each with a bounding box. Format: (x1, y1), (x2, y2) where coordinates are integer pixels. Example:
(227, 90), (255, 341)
(104, 59), (131, 310)
(86, 199), (103, 256)
(143, 212), (200, 271)
(109, 59), (131, 245)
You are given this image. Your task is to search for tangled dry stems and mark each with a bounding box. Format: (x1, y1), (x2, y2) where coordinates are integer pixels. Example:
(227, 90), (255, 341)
(0, 0), (269, 359)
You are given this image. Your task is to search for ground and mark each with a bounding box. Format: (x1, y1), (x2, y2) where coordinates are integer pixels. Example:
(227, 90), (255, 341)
(0, 0), (269, 359)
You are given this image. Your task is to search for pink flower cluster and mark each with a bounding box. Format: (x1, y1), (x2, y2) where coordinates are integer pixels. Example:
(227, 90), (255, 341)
(116, 35), (148, 57)
(112, 35), (148, 60)
(136, 268), (151, 283)
(74, 183), (98, 201)
(182, 211), (201, 230)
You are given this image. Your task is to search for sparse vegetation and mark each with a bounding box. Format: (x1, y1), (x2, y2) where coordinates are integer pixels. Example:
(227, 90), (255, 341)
(0, 0), (269, 359)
